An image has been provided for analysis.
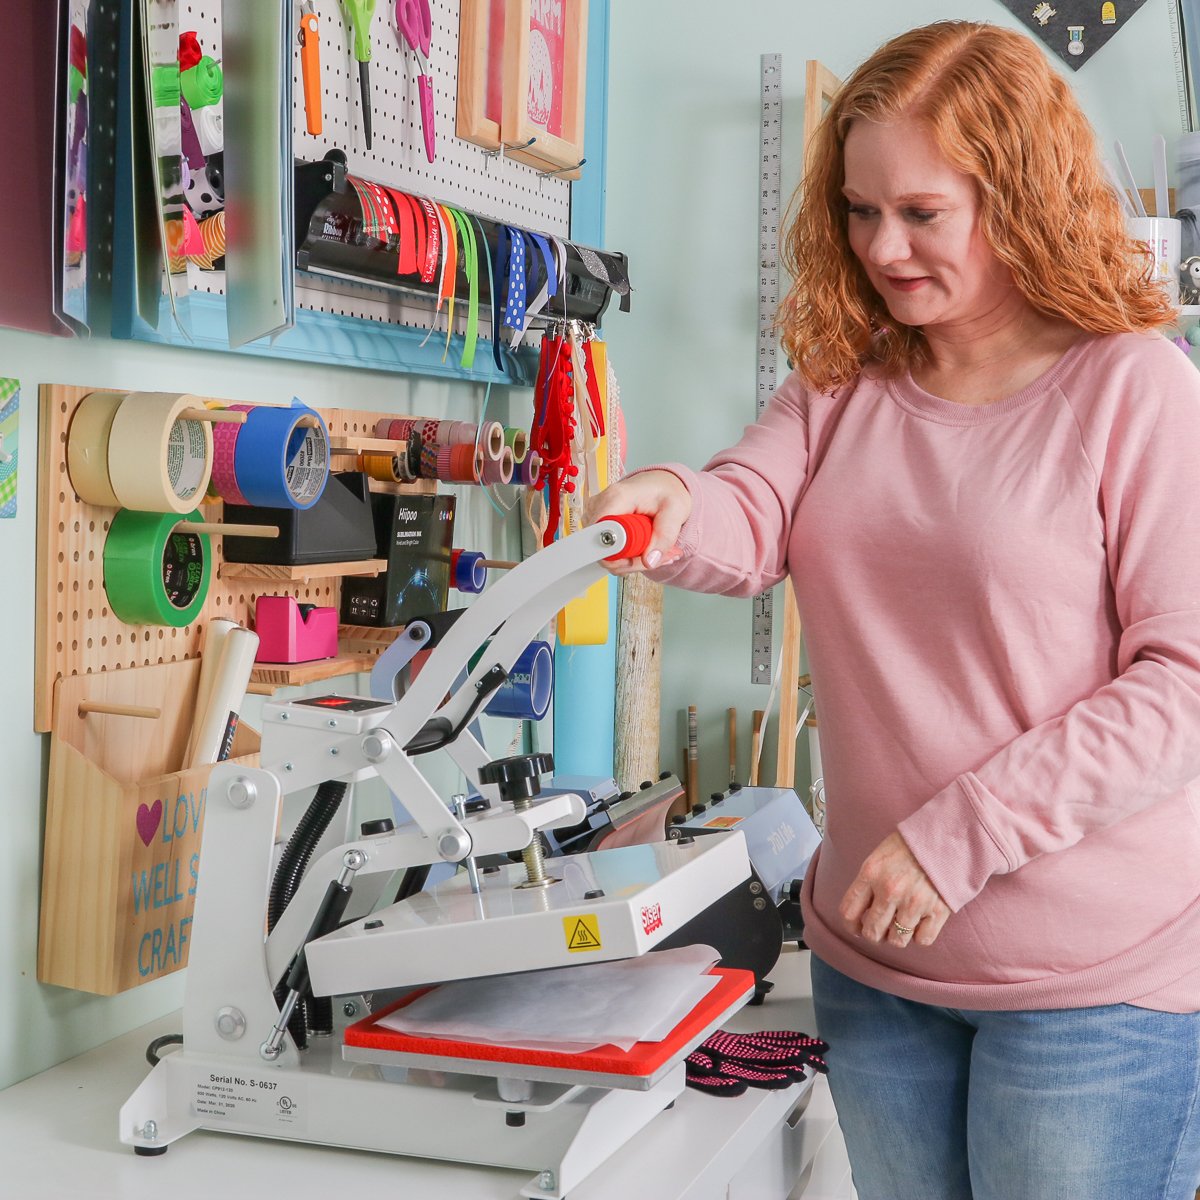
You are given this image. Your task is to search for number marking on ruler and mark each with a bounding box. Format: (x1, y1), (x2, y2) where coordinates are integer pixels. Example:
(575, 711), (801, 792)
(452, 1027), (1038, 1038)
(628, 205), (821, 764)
(752, 52), (783, 685)
(1169, 1), (1194, 134)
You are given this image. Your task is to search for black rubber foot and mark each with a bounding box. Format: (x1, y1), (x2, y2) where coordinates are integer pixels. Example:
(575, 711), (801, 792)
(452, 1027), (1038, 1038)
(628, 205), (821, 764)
(134, 1144), (169, 1156)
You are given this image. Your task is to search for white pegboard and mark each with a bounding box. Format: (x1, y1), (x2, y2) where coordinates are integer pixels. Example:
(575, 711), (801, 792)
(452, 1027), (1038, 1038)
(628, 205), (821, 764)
(181, 0), (571, 331)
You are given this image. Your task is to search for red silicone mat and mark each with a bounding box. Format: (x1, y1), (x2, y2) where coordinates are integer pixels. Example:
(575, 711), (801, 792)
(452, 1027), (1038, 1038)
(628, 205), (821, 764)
(344, 966), (754, 1078)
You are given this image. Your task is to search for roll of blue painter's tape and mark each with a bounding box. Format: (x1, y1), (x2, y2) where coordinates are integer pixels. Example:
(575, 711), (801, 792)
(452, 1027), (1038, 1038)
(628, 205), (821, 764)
(232, 401), (330, 509)
(453, 551), (487, 594)
(486, 640), (554, 721)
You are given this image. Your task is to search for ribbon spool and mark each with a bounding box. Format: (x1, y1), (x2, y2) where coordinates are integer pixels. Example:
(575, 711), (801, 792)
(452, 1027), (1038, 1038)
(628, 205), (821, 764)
(105, 392), (214, 513)
(484, 640), (554, 721)
(233, 402), (330, 509)
(450, 549), (487, 593)
(103, 509), (211, 626)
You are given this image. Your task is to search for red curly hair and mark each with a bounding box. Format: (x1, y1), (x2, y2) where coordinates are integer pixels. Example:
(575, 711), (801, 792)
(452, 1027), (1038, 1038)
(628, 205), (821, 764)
(779, 20), (1173, 393)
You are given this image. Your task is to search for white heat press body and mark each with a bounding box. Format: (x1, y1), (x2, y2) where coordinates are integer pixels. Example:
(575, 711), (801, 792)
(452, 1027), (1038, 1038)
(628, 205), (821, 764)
(120, 518), (754, 1199)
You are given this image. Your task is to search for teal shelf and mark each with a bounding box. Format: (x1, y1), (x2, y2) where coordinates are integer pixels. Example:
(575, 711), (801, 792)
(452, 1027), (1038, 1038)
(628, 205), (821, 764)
(114, 289), (540, 386)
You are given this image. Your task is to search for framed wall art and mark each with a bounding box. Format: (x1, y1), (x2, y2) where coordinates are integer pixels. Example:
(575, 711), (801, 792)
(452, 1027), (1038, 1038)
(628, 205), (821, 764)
(457, 0), (589, 178)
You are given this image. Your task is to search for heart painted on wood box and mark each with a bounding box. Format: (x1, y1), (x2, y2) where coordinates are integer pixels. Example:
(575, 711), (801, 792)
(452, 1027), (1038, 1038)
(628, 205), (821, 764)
(136, 799), (163, 847)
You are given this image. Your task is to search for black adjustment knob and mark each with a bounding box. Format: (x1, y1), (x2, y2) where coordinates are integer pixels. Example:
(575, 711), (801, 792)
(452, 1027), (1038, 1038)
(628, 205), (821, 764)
(478, 753), (555, 802)
(640, 780), (653, 790)
(670, 814), (687, 825)
(729, 781), (743, 792)
(360, 818), (395, 836)
(691, 803), (707, 816)
(618, 790), (634, 801)
(659, 770), (672, 780)
(789, 878), (803, 904)
(710, 791), (723, 803)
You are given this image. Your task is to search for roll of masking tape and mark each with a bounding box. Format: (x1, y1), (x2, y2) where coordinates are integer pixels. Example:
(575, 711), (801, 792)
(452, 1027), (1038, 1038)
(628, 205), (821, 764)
(67, 391), (126, 506)
(103, 509), (211, 626)
(107, 392), (214, 513)
(233, 401), (329, 509)
(451, 549), (487, 593)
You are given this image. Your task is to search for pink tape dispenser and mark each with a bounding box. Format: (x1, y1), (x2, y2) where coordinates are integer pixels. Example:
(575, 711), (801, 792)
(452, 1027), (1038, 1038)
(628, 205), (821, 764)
(255, 595), (339, 664)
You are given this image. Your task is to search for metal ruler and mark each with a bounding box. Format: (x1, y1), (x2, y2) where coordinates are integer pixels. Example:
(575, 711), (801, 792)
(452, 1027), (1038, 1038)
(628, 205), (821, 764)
(751, 52), (783, 685)
(1168, 1), (1195, 133)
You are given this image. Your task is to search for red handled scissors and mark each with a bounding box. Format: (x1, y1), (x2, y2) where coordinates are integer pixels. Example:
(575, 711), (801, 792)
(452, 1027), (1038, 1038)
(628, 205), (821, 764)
(394, 0), (435, 162)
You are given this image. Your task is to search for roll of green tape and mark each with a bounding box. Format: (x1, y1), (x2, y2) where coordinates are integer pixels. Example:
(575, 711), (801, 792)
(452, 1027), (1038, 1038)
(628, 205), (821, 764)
(103, 510), (211, 626)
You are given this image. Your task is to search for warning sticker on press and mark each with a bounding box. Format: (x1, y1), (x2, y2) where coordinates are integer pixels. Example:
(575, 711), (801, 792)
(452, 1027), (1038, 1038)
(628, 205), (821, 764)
(191, 1068), (307, 1133)
(563, 914), (603, 952)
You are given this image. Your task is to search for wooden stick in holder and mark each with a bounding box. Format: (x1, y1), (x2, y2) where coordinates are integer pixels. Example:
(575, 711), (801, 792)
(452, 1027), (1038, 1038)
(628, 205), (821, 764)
(480, 559), (519, 570)
(174, 522), (281, 539)
(179, 408), (249, 425)
(77, 701), (162, 720)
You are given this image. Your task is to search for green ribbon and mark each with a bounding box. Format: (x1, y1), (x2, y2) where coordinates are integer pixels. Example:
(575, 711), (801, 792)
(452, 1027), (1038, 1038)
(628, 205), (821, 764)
(447, 208), (479, 369)
(150, 64), (180, 109)
(181, 56), (223, 109)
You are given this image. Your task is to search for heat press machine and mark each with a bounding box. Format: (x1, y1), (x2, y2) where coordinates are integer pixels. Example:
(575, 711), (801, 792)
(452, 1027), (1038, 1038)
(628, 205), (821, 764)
(120, 516), (757, 1200)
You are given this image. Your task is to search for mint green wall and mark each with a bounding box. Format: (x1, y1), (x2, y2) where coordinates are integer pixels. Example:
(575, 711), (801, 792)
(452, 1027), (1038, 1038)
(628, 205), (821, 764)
(603, 0), (1181, 795)
(0, 328), (523, 1088)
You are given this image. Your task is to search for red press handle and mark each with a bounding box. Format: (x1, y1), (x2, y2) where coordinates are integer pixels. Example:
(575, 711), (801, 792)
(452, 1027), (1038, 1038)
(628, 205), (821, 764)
(601, 513), (654, 561)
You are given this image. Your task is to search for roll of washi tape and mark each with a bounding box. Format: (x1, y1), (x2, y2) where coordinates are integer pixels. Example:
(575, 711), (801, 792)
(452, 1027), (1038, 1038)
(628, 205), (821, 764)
(233, 401), (330, 509)
(208, 402), (254, 503)
(103, 509), (212, 626)
(435, 445), (453, 482)
(107, 392), (214, 513)
(68, 391), (126, 506)
(360, 451), (403, 483)
(420, 443), (440, 479)
(485, 640), (554, 721)
(481, 446), (514, 485)
(448, 443), (481, 483)
(446, 421), (478, 446)
(374, 417), (392, 438)
(451, 549), (487, 593)
(504, 427), (529, 463)
(480, 420), (504, 461)
(515, 451), (542, 487)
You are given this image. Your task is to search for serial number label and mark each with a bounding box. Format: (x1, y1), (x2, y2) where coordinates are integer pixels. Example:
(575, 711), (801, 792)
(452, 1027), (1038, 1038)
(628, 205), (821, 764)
(191, 1070), (306, 1132)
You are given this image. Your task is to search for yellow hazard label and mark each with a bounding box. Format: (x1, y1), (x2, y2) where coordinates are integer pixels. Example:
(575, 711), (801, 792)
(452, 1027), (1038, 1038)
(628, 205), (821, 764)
(563, 913), (602, 952)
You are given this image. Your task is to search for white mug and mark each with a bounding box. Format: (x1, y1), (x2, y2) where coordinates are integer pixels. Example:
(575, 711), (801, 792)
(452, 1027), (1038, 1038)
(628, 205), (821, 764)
(1127, 216), (1182, 306)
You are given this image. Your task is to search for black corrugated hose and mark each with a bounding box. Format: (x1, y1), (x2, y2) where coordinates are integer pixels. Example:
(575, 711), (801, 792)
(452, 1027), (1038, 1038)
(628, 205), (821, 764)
(268, 779), (349, 1050)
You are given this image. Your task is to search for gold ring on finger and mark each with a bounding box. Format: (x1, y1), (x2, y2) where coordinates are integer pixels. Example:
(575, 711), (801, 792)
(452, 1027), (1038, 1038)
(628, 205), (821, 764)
(892, 920), (915, 936)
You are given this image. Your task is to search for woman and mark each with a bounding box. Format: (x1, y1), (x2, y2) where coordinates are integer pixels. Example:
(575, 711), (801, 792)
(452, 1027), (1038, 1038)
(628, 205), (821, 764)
(589, 21), (1200, 1200)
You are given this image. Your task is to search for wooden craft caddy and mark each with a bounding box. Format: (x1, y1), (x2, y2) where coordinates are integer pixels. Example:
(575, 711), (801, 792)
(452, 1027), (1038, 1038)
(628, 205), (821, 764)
(35, 384), (435, 992)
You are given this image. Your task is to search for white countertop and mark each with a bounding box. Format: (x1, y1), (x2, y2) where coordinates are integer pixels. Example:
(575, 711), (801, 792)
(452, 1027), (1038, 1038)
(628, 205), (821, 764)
(0, 947), (850, 1200)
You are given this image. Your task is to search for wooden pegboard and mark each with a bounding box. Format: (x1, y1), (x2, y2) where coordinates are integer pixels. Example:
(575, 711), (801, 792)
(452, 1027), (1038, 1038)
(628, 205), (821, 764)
(34, 384), (437, 733)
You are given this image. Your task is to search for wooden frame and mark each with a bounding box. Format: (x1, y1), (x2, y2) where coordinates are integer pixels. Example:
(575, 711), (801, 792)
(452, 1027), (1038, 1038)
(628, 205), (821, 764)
(774, 60), (842, 788)
(503, 0), (589, 179)
(456, 0), (504, 150)
(457, 0), (589, 179)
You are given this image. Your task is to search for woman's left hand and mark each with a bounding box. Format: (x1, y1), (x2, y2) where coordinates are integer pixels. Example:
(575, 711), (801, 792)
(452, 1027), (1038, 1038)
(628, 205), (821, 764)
(839, 832), (952, 948)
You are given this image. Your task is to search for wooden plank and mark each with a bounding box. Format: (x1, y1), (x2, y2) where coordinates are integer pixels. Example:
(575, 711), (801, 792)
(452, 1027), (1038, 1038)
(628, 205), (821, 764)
(614, 573), (662, 793)
(329, 435), (408, 453)
(338, 623), (407, 651)
(219, 559), (388, 583)
(249, 655), (370, 688)
(774, 61), (842, 789)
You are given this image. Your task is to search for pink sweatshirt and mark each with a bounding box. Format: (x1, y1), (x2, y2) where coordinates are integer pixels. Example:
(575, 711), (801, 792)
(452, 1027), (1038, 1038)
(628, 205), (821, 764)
(650, 332), (1200, 1012)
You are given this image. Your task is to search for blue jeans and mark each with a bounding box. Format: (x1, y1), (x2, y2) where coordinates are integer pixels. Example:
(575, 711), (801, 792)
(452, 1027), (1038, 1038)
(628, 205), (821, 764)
(810, 955), (1200, 1200)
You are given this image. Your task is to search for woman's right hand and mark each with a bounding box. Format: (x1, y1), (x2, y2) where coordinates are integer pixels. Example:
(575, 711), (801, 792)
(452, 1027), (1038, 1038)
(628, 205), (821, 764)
(585, 470), (693, 574)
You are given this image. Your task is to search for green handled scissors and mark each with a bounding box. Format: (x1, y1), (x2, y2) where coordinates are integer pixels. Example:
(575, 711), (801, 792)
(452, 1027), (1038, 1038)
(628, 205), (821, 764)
(342, 0), (378, 148)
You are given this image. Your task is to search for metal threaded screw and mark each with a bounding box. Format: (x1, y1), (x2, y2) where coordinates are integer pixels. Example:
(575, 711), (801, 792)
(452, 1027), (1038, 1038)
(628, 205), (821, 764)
(512, 795), (547, 886)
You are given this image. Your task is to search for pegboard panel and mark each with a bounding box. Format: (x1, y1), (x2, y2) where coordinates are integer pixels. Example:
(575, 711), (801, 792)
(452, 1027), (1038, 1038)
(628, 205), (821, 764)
(180, 0), (571, 331)
(34, 385), (437, 733)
